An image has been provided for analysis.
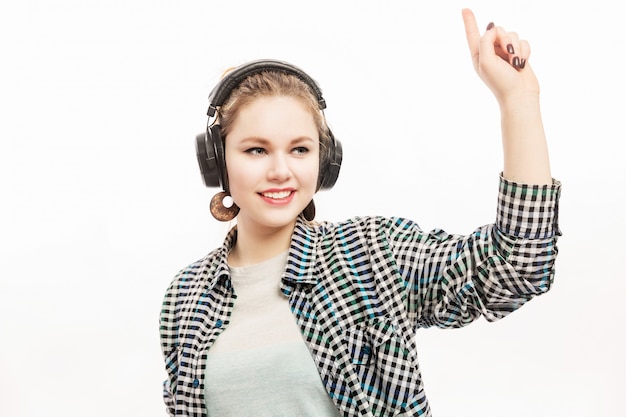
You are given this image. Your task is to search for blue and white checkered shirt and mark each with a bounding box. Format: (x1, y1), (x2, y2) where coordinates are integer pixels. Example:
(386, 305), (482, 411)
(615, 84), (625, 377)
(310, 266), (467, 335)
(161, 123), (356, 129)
(160, 175), (561, 416)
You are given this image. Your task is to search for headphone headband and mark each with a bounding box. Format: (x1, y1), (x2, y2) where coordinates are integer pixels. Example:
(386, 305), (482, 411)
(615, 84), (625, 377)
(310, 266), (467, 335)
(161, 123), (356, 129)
(207, 59), (327, 117)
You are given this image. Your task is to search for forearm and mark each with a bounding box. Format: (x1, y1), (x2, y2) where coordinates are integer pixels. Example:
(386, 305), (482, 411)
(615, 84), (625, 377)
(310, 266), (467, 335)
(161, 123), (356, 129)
(499, 93), (552, 185)
(461, 8), (553, 186)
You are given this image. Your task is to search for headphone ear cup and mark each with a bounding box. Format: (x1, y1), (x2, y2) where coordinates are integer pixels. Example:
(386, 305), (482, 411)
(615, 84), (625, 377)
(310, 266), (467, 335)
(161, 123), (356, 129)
(319, 131), (343, 190)
(195, 124), (228, 189)
(210, 124), (230, 192)
(195, 130), (219, 188)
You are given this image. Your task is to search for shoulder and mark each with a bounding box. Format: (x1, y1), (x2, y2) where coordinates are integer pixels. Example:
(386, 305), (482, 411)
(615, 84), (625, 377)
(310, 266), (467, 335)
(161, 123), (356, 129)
(165, 246), (226, 297)
(166, 227), (235, 293)
(303, 216), (423, 247)
(320, 216), (420, 234)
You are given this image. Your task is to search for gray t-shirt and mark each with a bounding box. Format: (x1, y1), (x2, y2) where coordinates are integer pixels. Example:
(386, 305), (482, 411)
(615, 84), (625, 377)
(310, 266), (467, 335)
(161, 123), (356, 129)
(204, 251), (341, 416)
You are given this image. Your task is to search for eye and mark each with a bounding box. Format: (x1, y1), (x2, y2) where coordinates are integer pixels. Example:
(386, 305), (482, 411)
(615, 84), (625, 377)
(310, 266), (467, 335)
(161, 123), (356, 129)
(245, 147), (267, 156)
(292, 146), (309, 155)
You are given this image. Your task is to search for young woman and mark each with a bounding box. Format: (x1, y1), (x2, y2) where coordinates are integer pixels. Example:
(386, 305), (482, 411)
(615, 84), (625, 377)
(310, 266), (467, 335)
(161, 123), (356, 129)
(160, 9), (561, 417)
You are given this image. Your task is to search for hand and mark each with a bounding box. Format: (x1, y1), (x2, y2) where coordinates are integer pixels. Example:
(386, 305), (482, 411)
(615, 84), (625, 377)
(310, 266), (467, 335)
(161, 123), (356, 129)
(461, 8), (540, 106)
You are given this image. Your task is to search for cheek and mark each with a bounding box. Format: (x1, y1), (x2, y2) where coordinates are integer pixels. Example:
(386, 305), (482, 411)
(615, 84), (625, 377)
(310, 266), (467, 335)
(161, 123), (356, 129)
(224, 153), (247, 194)
(303, 159), (320, 190)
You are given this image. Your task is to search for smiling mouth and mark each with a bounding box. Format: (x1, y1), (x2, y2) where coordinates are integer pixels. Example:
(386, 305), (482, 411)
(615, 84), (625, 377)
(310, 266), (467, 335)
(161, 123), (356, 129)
(261, 190), (293, 199)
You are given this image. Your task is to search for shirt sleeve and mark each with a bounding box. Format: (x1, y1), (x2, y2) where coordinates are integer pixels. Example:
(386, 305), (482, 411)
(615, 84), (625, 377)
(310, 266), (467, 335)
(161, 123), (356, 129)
(160, 276), (182, 417)
(162, 378), (175, 417)
(385, 175), (561, 329)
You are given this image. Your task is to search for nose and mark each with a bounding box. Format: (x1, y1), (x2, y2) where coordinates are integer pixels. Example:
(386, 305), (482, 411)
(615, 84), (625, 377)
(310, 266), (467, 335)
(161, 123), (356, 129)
(267, 153), (292, 182)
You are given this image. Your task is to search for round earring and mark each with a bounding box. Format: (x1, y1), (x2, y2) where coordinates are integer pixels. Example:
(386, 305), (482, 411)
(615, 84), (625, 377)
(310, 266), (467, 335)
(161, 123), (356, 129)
(210, 191), (240, 222)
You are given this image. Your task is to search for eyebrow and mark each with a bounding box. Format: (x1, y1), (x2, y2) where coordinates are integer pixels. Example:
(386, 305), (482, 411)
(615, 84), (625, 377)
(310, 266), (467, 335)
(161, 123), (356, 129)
(238, 136), (316, 146)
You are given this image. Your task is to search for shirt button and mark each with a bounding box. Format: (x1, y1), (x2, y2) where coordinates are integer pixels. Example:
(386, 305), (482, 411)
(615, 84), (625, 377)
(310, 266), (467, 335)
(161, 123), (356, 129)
(193, 379), (199, 388)
(215, 319), (223, 328)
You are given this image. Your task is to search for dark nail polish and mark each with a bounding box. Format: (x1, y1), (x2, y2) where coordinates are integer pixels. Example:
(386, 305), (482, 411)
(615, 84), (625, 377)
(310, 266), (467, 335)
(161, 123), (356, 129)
(520, 59), (526, 69)
(486, 22), (495, 31)
(507, 44), (515, 54)
(512, 56), (521, 68)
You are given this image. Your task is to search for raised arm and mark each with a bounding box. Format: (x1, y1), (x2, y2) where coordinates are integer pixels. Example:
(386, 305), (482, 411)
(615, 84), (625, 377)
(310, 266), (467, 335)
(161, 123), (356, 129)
(462, 8), (552, 185)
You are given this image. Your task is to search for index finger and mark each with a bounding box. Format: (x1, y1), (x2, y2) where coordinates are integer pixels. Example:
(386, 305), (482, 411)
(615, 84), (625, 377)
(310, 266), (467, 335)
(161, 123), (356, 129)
(462, 8), (481, 65)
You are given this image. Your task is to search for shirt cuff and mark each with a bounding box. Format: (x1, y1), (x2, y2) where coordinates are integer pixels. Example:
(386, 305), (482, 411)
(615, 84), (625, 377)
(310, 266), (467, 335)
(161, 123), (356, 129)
(496, 174), (562, 239)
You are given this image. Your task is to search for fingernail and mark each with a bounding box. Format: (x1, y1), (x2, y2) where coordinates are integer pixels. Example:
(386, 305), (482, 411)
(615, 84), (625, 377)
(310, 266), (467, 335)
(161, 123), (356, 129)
(486, 22), (495, 31)
(520, 58), (526, 69)
(507, 44), (515, 54)
(512, 56), (521, 68)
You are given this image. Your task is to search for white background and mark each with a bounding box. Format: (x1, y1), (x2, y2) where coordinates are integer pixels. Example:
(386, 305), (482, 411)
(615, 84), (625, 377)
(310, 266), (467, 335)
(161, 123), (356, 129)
(1, 0), (624, 416)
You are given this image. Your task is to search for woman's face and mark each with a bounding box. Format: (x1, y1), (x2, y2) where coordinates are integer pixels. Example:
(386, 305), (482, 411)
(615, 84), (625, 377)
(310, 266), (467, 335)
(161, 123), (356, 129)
(225, 95), (320, 233)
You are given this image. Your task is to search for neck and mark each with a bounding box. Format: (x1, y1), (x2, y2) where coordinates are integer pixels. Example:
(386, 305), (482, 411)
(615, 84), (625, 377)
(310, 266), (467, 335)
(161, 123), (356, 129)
(228, 219), (296, 267)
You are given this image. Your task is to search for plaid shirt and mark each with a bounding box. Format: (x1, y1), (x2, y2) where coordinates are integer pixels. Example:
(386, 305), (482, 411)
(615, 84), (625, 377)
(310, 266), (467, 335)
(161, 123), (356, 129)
(160, 176), (561, 416)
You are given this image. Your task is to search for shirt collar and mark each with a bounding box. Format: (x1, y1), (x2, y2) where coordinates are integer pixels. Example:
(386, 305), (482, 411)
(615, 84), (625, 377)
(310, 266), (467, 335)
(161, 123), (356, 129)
(208, 217), (322, 291)
(283, 216), (320, 286)
(201, 225), (237, 292)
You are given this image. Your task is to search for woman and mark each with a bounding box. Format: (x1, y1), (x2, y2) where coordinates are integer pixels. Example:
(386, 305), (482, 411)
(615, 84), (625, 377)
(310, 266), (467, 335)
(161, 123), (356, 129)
(160, 9), (561, 417)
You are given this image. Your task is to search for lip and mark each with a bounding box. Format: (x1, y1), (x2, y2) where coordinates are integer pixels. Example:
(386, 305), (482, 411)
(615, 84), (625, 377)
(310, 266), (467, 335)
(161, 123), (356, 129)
(258, 188), (296, 205)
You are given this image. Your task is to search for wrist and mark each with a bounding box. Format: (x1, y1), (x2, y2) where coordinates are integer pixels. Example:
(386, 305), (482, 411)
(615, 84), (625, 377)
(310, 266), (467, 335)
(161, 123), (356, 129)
(497, 91), (541, 113)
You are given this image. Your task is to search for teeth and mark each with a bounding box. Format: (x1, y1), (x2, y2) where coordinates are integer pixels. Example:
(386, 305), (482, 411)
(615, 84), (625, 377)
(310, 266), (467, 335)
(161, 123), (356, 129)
(262, 191), (291, 199)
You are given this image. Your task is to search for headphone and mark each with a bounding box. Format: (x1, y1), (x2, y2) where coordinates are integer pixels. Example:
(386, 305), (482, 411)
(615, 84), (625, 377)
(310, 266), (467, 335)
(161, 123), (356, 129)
(195, 59), (342, 193)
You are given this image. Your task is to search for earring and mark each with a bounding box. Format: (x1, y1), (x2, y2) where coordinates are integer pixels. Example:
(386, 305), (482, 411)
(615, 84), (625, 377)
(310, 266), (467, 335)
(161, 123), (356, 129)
(302, 200), (316, 221)
(210, 191), (240, 222)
